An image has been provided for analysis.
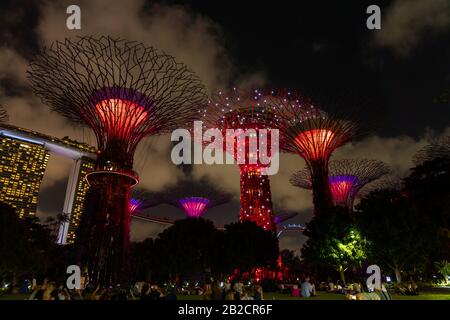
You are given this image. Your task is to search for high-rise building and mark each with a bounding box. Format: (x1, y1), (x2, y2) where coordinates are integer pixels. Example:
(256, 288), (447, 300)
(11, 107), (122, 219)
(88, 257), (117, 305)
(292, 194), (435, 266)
(0, 136), (49, 217)
(59, 157), (95, 244)
(0, 124), (96, 244)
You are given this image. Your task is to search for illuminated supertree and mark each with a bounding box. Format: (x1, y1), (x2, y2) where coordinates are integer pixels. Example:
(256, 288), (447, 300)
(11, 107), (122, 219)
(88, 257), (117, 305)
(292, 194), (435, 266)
(199, 89), (281, 231)
(0, 105), (8, 124)
(274, 93), (363, 214)
(160, 178), (231, 219)
(291, 159), (389, 209)
(129, 189), (161, 215)
(414, 136), (450, 165)
(28, 36), (207, 286)
(178, 197), (211, 218)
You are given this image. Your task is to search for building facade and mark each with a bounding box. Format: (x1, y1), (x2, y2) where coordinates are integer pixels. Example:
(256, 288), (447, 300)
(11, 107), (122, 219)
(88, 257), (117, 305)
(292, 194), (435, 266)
(0, 124), (96, 244)
(0, 136), (49, 217)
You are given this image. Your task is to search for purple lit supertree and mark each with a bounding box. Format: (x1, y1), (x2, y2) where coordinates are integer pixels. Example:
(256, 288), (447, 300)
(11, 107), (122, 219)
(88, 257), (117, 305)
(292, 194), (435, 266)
(274, 93), (364, 214)
(414, 136), (450, 165)
(290, 159), (389, 210)
(160, 178), (231, 219)
(199, 88), (281, 231)
(129, 189), (161, 215)
(0, 105), (8, 124)
(178, 197), (210, 218)
(28, 36), (207, 286)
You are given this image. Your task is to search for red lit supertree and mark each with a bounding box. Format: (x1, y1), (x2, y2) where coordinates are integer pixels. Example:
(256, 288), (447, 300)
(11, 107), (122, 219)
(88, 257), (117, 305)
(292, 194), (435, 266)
(414, 136), (450, 165)
(274, 93), (363, 214)
(0, 104), (8, 124)
(160, 178), (231, 219)
(200, 89), (281, 231)
(28, 36), (207, 286)
(291, 159), (390, 209)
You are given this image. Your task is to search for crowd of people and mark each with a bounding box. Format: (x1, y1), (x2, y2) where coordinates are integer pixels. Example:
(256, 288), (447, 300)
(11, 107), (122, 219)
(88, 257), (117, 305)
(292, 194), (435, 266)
(207, 279), (264, 300)
(4, 273), (419, 300)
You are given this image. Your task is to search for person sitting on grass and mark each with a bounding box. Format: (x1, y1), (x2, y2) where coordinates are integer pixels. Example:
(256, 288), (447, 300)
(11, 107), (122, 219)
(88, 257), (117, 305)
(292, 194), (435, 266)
(301, 277), (316, 298)
(405, 276), (419, 296)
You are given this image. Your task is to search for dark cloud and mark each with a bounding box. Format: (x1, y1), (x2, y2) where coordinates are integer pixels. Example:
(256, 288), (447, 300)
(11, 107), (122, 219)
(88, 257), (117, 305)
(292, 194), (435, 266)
(373, 0), (450, 55)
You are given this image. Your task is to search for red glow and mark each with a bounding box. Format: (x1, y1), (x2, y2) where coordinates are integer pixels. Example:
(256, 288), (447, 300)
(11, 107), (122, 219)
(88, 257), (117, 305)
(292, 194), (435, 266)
(95, 99), (148, 140)
(293, 129), (335, 160)
(328, 175), (358, 206)
(330, 181), (353, 205)
(239, 166), (275, 231)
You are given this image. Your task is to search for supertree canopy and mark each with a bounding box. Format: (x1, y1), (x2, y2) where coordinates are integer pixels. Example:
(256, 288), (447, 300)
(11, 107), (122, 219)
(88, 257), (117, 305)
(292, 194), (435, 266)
(290, 159), (389, 209)
(274, 93), (363, 214)
(160, 177), (231, 219)
(28, 36), (207, 286)
(414, 136), (450, 165)
(179, 197), (210, 218)
(0, 104), (8, 124)
(129, 188), (161, 215)
(199, 88), (281, 231)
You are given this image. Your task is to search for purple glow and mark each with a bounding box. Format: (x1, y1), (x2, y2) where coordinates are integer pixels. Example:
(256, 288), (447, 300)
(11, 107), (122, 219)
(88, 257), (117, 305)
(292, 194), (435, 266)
(328, 175), (359, 205)
(178, 197), (210, 218)
(129, 198), (142, 214)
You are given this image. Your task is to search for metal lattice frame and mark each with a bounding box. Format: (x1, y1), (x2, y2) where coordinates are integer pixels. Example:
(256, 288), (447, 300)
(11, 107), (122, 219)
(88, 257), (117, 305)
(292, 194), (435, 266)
(274, 92), (364, 214)
(358, 175), (404, 198)
(414, 136), (450, 165)
(199, 88), (283, 231)
(27, 36), (207, 287)
(28, 36), (207, 170)
(0, 105), (8, 124)
(290, 159), (389, 208)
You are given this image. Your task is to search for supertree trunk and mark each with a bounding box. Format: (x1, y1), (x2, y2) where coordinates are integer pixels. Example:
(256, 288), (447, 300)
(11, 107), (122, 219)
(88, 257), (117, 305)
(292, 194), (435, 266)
(309, 160), (333, 215)
(78, 173), (134, 287)
(239, 166), (275, 231)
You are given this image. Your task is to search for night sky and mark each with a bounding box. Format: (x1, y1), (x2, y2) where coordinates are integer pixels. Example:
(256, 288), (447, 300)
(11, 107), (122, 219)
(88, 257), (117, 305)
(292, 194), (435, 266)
(1, 0), (449, 254)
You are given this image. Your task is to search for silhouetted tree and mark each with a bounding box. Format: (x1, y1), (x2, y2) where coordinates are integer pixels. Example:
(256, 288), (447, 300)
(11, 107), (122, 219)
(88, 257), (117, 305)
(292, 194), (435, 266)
(222, 221), (279, 274)
(152, 218), (221, 280)
(356, 189), (435, 283)
(0, 202), (53, 282)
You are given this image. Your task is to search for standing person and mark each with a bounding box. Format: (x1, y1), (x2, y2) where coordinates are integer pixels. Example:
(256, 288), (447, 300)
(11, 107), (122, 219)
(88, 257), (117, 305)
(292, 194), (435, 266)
(43, 282), (56, 300)
(140, 283), (151, 300)
(233, 279), (244, 300)
(211, 281), (223, 300)
(253, 285), (264, 300)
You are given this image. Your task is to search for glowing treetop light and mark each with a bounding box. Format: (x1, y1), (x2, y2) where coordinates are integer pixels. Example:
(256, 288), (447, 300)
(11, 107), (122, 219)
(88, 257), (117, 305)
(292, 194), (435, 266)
(129, 198), (142, 214)
(290, 159), (390, 209)
(294, 129), (335, 161)
(179, 197), (210, 218)
(328, 175), (359, 206)
(95, 98), (148, 141)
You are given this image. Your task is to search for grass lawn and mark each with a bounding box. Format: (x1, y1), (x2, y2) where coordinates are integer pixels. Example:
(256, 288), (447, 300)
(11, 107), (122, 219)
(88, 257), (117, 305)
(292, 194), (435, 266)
(177, 289), (450, 301)
(2, 289), (449, 300)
